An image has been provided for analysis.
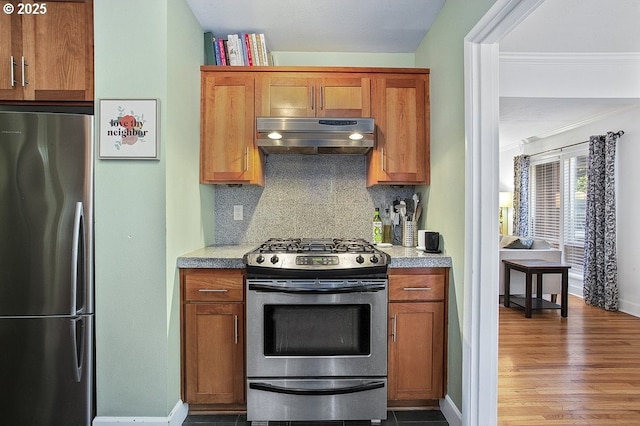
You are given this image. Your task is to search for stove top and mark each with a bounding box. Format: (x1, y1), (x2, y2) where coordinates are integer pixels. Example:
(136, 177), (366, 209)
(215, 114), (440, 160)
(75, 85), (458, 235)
(243, 238), (389, 276)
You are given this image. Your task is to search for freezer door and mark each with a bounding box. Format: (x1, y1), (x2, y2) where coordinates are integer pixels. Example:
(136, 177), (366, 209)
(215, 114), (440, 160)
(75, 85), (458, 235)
(0, 315), (94, 426)
(0, 112), (94, 316)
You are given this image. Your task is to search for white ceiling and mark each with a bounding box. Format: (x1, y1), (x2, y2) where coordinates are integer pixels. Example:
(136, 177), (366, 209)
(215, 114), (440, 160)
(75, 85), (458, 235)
(185, 0), (446, 53)
(498, 0), (640, 147)
(499, 0), (640, 54)
(499, 97), (640, 147)
(185, 0), (639, 147)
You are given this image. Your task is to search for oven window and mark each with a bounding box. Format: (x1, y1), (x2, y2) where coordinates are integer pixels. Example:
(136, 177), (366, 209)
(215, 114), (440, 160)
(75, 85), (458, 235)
(264, 304), (371, 356)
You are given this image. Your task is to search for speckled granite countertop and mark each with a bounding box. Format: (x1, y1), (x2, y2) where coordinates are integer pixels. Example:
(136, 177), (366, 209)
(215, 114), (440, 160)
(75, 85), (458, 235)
(177, 244), (452, 269)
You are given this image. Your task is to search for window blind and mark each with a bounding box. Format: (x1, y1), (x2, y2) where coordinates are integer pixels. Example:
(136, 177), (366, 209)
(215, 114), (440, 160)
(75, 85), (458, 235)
(530, 147), (588, 274)
(563, 155), (587, 274)
(531, 161), (561, 248)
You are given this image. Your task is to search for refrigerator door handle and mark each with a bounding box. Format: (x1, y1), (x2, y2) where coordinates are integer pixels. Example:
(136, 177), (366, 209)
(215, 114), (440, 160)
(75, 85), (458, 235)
(71, 202), (86, 315)
(70, 317), (85, 382)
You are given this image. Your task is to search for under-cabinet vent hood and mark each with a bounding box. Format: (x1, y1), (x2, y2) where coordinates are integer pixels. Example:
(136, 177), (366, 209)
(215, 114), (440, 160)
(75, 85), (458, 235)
(256, 117), (375, 155)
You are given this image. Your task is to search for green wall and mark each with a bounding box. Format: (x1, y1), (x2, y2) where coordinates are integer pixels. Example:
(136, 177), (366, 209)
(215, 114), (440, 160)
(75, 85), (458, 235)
(414, 0), (497, 410)
(94, 3), (415, 415)
(94, 0), (203, 417)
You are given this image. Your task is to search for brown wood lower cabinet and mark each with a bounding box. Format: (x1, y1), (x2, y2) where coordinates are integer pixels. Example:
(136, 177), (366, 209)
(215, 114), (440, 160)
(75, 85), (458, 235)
(181, 269), (245, 409)
(388, 268), (449, 405)
(180, 266), (448, 411)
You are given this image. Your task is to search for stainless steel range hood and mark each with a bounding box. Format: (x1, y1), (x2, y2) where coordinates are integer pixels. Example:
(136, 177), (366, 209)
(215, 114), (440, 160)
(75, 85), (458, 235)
(256, 117), (375, 155)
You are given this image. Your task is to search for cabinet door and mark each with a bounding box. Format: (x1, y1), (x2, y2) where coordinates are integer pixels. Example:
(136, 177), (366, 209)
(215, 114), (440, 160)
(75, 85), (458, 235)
(368, 75), (429, 186)
(318, 77), (371, 117)
(257, 75), (316, 117)
(21, 0), (94, 101)
(201, 72), (263, 185)
(184, 303), (245, 404)
(257, 74), (370, 117)
(0, 3), (23, 100)
(388, 302), (444, 401)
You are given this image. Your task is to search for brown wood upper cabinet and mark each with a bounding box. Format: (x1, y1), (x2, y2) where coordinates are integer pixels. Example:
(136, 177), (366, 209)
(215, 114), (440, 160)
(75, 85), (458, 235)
(367, 73), (430, 186)
(199, 67), (429, 186)
(256, 73), (371, 118)
(200, 72), (264, 185)
(0, 0), (94, 102)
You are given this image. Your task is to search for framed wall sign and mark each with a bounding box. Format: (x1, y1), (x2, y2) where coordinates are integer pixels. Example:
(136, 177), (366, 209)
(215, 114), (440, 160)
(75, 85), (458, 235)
(99, 99), (159, 159)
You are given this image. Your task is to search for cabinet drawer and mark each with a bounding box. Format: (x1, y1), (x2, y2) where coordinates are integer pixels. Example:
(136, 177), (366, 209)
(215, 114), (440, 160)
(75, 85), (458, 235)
(184, 269), (244, 302)
(389, 273), (445, 301)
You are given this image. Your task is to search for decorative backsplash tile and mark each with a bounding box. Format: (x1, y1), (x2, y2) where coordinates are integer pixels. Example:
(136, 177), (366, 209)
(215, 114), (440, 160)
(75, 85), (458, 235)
(214, 155), (415, 244)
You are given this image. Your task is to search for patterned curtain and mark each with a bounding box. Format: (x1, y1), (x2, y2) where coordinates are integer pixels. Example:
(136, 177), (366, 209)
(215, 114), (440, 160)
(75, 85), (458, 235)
(583, 131), (621, 311)
(512, 155), (530, 236)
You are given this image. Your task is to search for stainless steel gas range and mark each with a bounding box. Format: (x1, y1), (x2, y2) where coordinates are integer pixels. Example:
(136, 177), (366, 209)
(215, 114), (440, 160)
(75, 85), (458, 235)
(243, 238), (389, 424)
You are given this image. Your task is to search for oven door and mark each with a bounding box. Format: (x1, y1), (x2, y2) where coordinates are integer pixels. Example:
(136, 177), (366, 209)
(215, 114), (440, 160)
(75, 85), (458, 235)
(246, 278), (388, 378)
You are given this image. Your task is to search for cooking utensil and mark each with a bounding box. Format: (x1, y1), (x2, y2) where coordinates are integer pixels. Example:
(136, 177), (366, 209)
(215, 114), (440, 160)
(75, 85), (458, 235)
(414, 203), (422, 222)
(405, 199), (414, 219)
(399, 200), (407, 220)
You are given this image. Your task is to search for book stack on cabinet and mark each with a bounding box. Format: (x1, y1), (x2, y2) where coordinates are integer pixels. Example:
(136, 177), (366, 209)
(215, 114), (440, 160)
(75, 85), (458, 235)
(204, 32), (271, 66)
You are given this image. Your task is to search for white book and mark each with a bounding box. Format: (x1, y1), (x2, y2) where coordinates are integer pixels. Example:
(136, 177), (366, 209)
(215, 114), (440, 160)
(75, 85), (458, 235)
(250, 33), (261, 66)
(226, 34), (237, 65)
(258, 34), (269, 66)
(228, 34), (243, 66)
(235, 34), (245, 66)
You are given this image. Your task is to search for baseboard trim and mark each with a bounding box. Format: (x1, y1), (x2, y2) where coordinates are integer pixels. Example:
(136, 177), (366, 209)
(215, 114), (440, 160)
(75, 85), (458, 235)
(93, 400), (188, 426)
(439, 395), (462, 426)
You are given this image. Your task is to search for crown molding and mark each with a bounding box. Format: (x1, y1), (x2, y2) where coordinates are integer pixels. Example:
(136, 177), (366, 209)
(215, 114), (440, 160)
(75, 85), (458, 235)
(520, 103), (639, 144)
(500, 51), (640, 65)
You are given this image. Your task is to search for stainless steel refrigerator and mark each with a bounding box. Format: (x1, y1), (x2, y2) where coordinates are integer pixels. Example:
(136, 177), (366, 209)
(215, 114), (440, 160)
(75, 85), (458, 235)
(0, 109), (94, 426)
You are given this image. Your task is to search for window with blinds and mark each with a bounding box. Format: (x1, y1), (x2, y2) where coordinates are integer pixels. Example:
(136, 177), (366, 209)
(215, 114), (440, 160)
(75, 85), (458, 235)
(531, 161), (561, 248)
(530, 148), (588, 275)
(563, 155), (587, 274)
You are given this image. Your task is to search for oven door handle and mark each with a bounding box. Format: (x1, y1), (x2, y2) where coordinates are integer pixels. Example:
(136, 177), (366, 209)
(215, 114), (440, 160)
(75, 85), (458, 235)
(248, 283), (386, 293)
(249, 381), (385, 396)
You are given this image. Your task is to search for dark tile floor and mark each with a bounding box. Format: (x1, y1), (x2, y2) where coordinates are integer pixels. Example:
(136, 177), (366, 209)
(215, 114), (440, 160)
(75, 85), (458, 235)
(183, 410), (448, 426)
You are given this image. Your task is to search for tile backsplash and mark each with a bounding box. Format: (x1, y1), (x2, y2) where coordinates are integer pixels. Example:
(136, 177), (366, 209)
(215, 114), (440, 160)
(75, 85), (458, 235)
(214, 155), (415, 244)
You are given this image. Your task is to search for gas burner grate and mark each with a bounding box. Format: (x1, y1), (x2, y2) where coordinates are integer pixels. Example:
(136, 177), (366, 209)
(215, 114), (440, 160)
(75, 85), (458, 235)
(259, 238), (302, 253)
(299, 241), (336, 252)
(333, 238), (376, 253)
(257, 238), (379, 254)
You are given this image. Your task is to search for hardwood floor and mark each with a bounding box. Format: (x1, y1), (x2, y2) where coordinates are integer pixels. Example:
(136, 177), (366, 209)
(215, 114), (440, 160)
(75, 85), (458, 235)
(499, 295), (640, 425)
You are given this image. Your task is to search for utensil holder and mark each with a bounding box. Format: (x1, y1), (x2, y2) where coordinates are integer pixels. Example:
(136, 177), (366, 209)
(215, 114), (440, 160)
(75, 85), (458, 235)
(402, 221), (417, 247)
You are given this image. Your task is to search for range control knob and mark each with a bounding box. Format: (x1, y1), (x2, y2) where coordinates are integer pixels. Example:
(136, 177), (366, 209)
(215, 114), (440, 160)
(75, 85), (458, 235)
(356, 255), (365, 264)
(370, 255), (379, 263)
(256, 255), (265, 264)
(270, 255), (279, 264)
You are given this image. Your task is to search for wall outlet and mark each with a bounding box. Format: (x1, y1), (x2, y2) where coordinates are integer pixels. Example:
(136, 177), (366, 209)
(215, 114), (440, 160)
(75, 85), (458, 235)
(233, 205), (243, 221)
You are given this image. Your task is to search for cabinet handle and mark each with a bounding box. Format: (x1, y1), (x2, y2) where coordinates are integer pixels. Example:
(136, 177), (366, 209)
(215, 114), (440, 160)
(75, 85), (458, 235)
(310, 87), (315, 111)
(10, 56), (17, 87)
(21, 56), (28, 87)
(403, 287), (432, 291)
(244, 146), (249, 172)
(319, 86), (324, 110)
(392, 314), (397, 342)
(381, 148), (386, 172)
(198, 289), (228, 293)
(234, 314), (238, 345)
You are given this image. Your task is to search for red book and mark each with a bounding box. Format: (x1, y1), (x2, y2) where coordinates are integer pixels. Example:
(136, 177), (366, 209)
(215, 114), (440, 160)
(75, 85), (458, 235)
(243, 33), (253, 66)
(217, 38), (227, 65)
